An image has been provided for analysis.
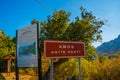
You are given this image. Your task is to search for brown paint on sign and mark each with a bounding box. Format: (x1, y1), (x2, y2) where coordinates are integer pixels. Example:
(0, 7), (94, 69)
(44, 41), (85, 58)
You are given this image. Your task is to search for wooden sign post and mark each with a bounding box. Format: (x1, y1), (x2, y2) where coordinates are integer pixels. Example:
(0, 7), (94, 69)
(4, 55), (15, 76)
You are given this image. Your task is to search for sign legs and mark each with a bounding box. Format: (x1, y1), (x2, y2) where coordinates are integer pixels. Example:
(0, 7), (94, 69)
(78, 58), (82, 80)
(50, 58), (54, 80)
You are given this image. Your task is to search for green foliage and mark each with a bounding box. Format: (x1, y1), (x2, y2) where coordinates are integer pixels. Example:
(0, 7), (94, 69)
(41, 10), (70, 40)
(0, 35), (15, 59)
(62, 7), (106, 44)
(39, 7), (106, 61)
(99, 56), (109, 63)
(0, 30), (15, 72)
(0, 30), (4, 36)
(53, 58), (120, 80)
(40, 10), (71, 53)
(0, 73), (5, 80)
(0, 6), (119, 80)
(31, 19), (40, 25)
(86, 45), (98, 61)
(19, 67), (38, 75)
(36, 7), (106, 79)
(54, 58), (78, 79)
(116, 51), (120, 58)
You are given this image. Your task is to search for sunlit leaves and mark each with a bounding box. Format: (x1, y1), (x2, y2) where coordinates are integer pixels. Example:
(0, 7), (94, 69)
(0, 31), (15, 60)
(54, 58), (78, 79)
(41, 10), (70, 40)
(53, 57), (120, 80)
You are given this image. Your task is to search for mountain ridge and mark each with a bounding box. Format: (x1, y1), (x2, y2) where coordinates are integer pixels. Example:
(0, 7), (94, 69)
(97, 34), (120, 54)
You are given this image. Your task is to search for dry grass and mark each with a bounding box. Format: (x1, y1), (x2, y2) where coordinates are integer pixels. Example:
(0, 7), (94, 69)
(1, 56), (50, 80)
(1, 72), (38, 80)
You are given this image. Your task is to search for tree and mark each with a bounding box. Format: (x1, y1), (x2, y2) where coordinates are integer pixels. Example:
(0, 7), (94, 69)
(40, 10), (70, 54)
(0, 30), (4, 36)
(63, 7), (106, 44)
(40, 6), (106, 52)
(86, 46), (98, 61)
(62, 7), (106, 60)
(0, 30), (15, 72)
(99, 56), (109, 63)
(31, 19), (40, 25)
(0, 35), (15, 59)
(35, 7), (106, 80)
(41, 10), (70, 40)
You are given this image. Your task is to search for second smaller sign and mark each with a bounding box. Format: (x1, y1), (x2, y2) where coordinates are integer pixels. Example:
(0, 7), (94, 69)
(44, 40), (85, 58)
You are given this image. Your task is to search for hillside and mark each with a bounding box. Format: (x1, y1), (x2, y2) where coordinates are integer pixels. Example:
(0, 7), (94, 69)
(97, 35), (120, 54)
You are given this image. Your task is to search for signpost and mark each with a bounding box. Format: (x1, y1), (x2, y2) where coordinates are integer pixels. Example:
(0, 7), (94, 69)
(16, 23), (42, 80)
(44, 40), (85, 80)
(17, 24), (38, 67)
(4, 55), (15, 76)
(44, 40), (85, 58)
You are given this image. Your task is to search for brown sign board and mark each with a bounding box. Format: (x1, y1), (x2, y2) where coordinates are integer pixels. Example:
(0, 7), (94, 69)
(44, 40), (85, 58)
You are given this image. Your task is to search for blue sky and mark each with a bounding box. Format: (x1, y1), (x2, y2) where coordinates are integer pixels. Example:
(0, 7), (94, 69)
(0, 0), (120, 47)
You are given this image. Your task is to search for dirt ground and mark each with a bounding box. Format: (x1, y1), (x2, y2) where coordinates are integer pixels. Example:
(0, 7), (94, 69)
(1, 72), (38, 80)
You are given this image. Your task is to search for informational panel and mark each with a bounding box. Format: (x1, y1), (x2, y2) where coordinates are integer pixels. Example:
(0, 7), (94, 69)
(17, 24), (38, 67)
(44, 41), (85, 58)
